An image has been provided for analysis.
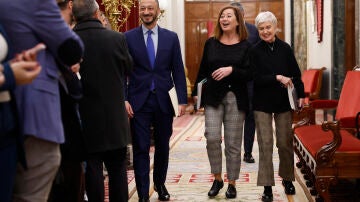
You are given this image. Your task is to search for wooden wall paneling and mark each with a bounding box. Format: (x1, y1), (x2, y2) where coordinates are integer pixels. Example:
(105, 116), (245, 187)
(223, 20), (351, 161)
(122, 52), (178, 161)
(212, 2), (231, 18)
(185, 2), (210, 19)
(242, 2), (258, 24)
(345, 0), (356, 71)
(185, 20), (208, 86)
(185, 0), (285, 89)
(258, 1), (283, 17)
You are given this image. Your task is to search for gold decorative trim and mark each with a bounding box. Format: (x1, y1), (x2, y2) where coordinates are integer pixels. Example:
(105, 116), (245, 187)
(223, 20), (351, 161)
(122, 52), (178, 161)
(102, 0), (135, 31)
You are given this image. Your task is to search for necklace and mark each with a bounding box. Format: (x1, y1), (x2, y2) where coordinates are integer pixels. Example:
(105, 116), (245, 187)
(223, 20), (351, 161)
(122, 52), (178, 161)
(267, 42), (275, 51)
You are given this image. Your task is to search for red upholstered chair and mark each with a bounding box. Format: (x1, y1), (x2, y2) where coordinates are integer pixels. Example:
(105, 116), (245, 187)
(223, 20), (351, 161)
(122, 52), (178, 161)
(303, 67), (326, 101)
(293, 70), (360, 202)
(293, 67), (326, 124)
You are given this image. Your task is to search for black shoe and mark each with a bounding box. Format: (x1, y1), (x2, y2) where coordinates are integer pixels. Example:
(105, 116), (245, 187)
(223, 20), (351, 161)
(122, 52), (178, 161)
(225, 184), (237, 199)
(138, 196), (150, 202)
(208, 179), (224, 197)
(261, 192), (273, 202)
(282, 180), (296, 195)
(243, 153), (255, 163)
(154, 184), (170, 201)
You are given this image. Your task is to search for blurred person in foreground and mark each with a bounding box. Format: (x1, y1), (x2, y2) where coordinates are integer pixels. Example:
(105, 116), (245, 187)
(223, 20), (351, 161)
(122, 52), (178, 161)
(0, 24), (43, 202)
(249, 11), (305, 202)
(192, 5), (251, 199)
(0, 0), (84, 201)
(72, 0), (133, 201)
(48, 0), (86, 201)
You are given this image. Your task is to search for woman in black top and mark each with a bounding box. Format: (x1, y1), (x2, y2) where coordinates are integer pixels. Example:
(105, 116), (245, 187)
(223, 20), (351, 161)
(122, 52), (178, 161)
(250, 11), (305, 202)
(192, 5), (251, 199)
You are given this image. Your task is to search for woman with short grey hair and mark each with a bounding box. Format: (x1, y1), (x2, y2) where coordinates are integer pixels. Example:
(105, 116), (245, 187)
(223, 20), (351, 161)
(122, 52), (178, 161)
(250, 11), (305, 202)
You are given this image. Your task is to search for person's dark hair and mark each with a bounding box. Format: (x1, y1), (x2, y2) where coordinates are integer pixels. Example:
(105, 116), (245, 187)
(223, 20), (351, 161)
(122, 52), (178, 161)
(57, 0), (71, 10)
(213, 6), (248, 41)
(72, 0), (99, 22)
(230, 2), (244, 15)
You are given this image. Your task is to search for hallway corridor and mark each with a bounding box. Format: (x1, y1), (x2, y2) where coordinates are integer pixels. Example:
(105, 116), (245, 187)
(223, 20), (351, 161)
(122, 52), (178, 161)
(126, 113), (308, 202)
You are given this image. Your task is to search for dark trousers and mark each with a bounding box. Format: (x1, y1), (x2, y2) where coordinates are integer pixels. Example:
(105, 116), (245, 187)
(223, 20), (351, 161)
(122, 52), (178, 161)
(48, 160), (85, 202)
(131, 92), (173, 198)
(0, 137), (17, 202)
(85, 147), (128, 202)
(244, 81), (256, 154)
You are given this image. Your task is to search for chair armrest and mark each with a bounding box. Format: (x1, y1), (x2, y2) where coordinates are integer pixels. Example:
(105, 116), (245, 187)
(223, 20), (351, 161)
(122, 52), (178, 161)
(339, 117), (356, 128)
(310, 99), (338, 109)
(315, 121), (342, 166)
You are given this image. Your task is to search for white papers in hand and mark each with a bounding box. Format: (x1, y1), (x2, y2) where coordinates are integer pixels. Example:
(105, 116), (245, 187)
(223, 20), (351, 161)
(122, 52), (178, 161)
(287, 85), (298, 110)
(169, 86), (179, 116)
(196, 78), (207, 110)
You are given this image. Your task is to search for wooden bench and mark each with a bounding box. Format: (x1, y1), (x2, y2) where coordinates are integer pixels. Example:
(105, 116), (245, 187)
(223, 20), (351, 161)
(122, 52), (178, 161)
(293, 70), (360, 202)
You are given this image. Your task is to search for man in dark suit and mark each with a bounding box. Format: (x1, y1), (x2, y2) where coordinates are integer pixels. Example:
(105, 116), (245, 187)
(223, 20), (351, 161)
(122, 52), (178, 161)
(231, 2), (261, 164)
(72, 0), (133, 201)
(124, 0), (187, 201)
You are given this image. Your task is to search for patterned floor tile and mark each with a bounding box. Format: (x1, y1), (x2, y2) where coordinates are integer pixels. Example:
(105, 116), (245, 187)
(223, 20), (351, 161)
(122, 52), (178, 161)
(127, 114), (308, 202)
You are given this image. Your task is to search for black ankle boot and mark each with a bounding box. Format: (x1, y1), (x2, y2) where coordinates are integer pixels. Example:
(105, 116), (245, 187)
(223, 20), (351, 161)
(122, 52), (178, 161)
(225, 184), (237, 198)
(243, 153), (255, 163)
(282, 180), (296, 195)
(261, 186), (273, 202)
(208, 179), (224, 197)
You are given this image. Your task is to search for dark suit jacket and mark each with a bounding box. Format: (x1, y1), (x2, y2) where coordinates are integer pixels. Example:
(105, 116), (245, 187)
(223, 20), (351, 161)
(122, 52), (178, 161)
(245, 22), (261, 45)
(125, 26), (187, 115)
(73, 19), (133, 153)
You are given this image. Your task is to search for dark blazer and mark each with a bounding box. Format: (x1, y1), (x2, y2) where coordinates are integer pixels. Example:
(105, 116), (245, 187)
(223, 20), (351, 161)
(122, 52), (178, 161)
(125, 26), (187, 115)
(0, 24), (15, 140)
(250, 37), (305, 113)
(58, 68), (85, 161)
(192, 37), (251, 112)
(73, 19), (133, 153)
(245, 22), (261, 45)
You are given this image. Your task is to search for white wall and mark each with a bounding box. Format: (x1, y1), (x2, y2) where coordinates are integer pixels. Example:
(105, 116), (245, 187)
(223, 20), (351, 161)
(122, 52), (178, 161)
(158, 0), (185, 62)
(306, 0), (333, 98)
(284, 0), (291, 44)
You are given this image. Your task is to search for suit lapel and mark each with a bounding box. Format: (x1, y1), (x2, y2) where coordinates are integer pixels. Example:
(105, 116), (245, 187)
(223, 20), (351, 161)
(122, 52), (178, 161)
(154, 27), (164, 69)
(133, 27), (150, 70)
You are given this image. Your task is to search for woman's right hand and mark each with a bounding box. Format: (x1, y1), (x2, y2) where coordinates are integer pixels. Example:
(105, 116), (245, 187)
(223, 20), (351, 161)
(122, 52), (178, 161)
(276, 75), (293, 87)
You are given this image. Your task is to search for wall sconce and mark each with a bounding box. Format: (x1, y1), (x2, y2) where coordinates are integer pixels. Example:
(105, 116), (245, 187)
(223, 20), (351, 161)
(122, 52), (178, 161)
(158, 0), (167, 20)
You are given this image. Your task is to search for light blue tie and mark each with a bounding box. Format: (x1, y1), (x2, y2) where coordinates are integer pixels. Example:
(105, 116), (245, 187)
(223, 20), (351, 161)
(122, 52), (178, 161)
(146, 30), (155, 69)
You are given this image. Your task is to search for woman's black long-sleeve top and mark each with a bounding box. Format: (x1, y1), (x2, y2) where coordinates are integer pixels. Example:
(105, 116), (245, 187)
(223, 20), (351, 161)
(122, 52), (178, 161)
(192, 37), (252, 112)
(249, 37), (305, 113)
